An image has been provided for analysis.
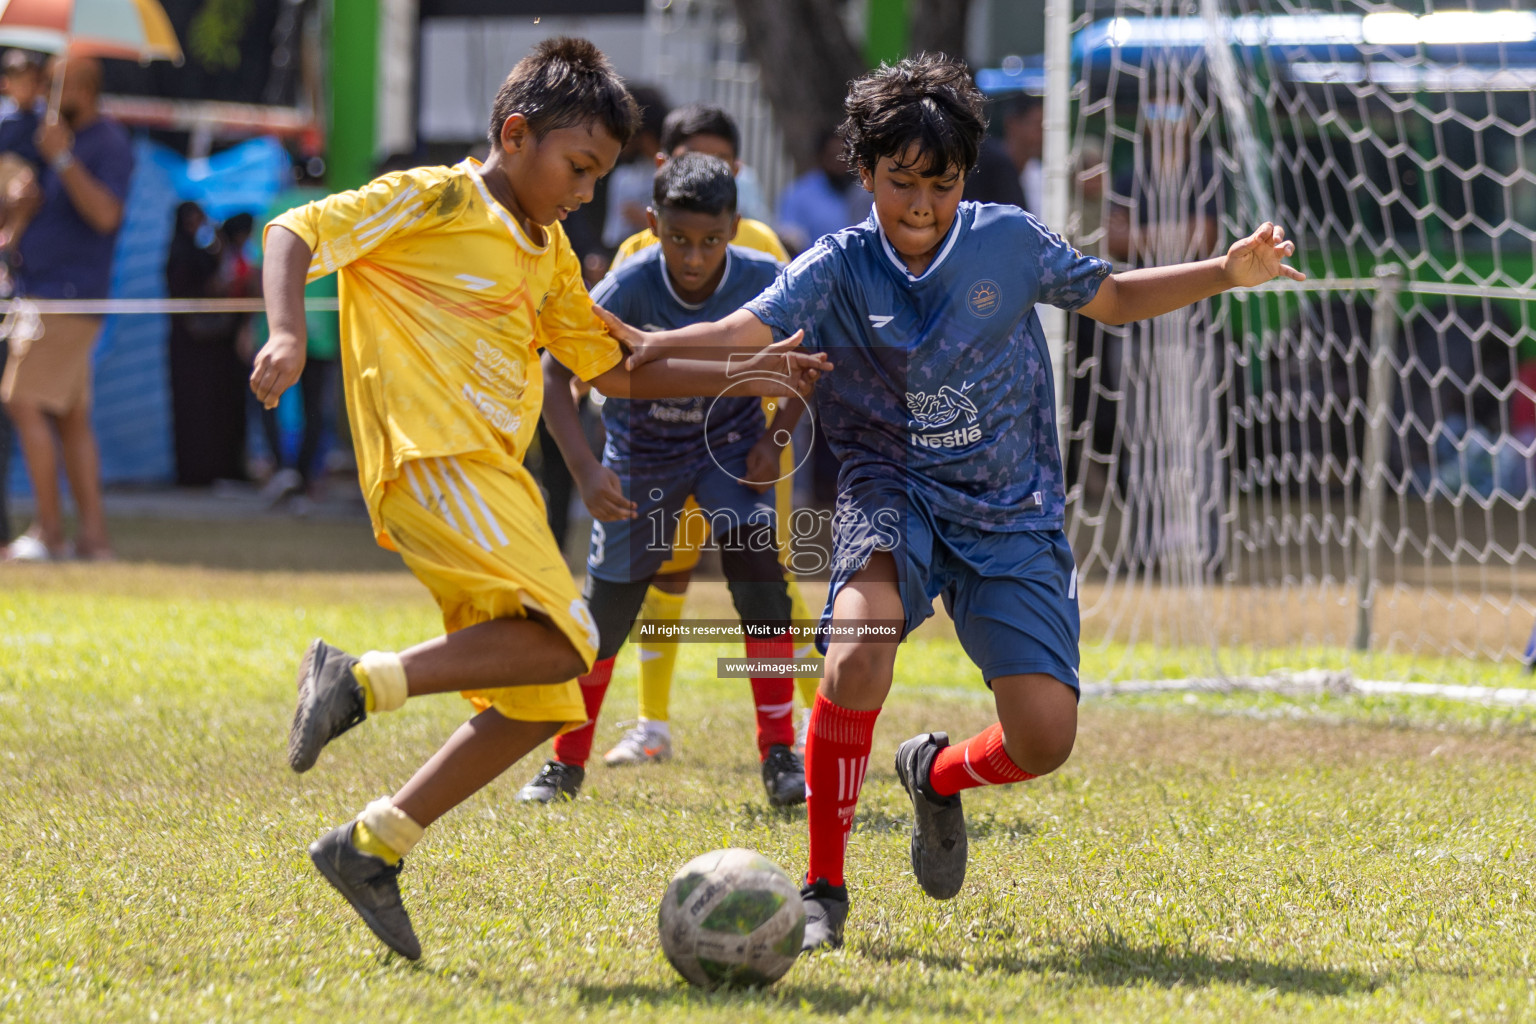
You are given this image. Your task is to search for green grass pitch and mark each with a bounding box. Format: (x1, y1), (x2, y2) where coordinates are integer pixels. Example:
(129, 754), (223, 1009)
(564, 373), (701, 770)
(3, 522), (1535, 1022)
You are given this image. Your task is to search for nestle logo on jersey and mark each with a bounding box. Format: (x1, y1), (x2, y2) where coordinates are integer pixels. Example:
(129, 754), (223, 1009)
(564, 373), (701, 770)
(906, 382), (981, 448)
(967, 279), (1001, 318)
(911, 424), (983, 448)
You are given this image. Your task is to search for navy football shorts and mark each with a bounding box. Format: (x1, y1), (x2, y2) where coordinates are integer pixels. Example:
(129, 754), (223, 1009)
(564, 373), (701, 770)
(819, 476), (1080, 693)
(586, 443), (777, 584)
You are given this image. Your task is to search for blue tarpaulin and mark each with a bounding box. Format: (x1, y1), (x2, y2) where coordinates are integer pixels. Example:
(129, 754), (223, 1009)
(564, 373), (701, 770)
(6, 134), (292, 495)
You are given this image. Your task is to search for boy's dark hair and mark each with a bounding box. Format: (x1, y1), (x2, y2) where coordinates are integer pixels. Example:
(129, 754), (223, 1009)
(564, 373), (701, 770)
(487, 37), (639, 149)
(652, 152), (737, 218)
(840, 53), (987, 178)
(659, 103), (740, 158)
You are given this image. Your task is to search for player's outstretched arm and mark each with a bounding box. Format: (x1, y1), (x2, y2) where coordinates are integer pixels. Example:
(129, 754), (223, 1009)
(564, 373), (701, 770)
(1077, 221), (1305, 327)
(593, 306), (778, 372)
(250, 224), (311, 409)
(589, 333), (830, 401)
(539, 352), (637, 522)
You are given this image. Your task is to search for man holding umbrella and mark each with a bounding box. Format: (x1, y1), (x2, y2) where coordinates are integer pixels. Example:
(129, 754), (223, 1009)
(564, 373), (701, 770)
(2, 55), (131, 560)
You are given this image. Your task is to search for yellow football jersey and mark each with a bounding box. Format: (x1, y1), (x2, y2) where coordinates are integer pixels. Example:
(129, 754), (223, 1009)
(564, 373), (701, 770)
(611, 216), (789, 268)
(270, 159), (622, 545)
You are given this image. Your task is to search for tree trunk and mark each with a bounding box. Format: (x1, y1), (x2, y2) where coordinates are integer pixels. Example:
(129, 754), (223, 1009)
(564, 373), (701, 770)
(909, 0), (972, 63)
(731, 0), (865, 174)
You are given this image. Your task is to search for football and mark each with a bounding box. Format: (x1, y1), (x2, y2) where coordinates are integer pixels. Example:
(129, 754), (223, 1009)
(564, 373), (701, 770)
(657, 847), (806, 988)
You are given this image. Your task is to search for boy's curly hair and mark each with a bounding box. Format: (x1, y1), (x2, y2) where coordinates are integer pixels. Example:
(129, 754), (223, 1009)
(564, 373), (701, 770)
(840, 53), (987, 179)
(488, 37), (640, 149)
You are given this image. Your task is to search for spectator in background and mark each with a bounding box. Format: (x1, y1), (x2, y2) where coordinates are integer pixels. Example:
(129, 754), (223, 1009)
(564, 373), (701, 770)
(1, 56), (130, 561)
(1001, 94), (1043, 215)
(1070, 137), (1107, 253)
(165, 201), (246, 486)
(775, 129), (870, 255)
(0, 48), (41, 120)
(0, 48), (48, 546)
(255, 161), (342, 509)
(1102, 99), (1226, 574)
(601, 85), (667, 250)
(218, 212), (256, 298)
(962, 129), (1026, 208)
(733, 162), (770, 223)
(0, 50), (44, 262)
(1105, 103), (1220, 265)
(1062, 139), (1112, 501)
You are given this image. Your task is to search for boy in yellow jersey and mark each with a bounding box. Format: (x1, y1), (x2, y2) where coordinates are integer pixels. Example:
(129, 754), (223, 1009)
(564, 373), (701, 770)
(249, 38), (828, 962)
(602, 104), (819, 765)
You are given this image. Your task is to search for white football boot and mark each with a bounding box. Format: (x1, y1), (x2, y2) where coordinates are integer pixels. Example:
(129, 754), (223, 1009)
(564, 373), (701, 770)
(602, 721), (673, 766)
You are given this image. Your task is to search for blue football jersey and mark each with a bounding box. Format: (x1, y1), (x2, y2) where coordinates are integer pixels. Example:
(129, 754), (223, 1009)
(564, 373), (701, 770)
(589, 244), (782, 468)
(745, 202), (1110, 531)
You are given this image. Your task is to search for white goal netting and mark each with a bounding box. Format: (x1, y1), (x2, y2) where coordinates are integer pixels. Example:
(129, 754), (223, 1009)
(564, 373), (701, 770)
(1054, 2), (1536, 680)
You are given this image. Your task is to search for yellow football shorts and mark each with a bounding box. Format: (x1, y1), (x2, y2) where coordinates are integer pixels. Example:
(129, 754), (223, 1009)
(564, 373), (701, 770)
(378, 454), (597, 728)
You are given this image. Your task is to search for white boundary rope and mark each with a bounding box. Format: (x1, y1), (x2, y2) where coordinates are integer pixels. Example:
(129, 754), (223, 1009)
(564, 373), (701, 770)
(1082, 670), (1536, 707)
(0, 297), (337, 341)
(0, 298), (337, 314)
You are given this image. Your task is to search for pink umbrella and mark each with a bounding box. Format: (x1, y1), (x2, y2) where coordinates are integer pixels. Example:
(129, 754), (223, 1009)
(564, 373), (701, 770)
(0, 0), (183, 116)
(0, 0), (182, 62)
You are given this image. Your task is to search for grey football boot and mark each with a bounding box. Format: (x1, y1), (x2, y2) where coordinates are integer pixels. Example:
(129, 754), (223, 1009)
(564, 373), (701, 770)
(308, 822), (422, 960)
(287, 638), (366, 772)
(516, 760), (586, 803)
(893, 732), (968, 899)
(761, 744), (807, 807)
(799, 878), (849, 953)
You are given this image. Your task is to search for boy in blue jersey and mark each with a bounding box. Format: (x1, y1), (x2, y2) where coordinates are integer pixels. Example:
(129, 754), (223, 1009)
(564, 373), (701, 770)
(603, 55), (1303, 951)
(519, 152), (807, 807)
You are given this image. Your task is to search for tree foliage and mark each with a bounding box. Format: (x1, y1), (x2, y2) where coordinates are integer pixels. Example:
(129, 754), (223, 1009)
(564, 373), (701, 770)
(189, 0), (254, 72)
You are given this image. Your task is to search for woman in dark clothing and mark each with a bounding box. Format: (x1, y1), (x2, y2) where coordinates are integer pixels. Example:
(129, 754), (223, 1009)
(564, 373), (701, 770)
(165, 201), (248, 485)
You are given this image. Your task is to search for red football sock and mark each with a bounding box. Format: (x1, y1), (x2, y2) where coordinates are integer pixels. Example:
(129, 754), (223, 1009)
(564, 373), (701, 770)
(551, 656), (615, 768)
(746, 631), (795, 759)
(804, 693), (880, 887)
(928, 723), (1035, 797)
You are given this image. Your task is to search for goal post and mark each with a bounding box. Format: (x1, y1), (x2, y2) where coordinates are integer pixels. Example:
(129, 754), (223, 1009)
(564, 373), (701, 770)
(1044, 2), (1536, 682)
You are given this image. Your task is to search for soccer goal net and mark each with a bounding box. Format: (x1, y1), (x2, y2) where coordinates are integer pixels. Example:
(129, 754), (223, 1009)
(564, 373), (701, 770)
(1049, 2), (1536, 685)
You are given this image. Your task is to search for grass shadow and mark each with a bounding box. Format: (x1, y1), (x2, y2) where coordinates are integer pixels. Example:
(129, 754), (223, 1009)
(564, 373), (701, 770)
(852, 809), (1038, 842)
(864, 932), (1383, 996)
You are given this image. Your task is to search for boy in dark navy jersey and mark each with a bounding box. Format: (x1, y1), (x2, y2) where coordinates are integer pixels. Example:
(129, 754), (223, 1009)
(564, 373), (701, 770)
(601, 55), (1303, 951)
(521, 152), (807, 808)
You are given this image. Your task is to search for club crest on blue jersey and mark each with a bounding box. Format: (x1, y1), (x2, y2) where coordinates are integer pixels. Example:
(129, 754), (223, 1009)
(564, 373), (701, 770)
(966, 279), (1001, 318)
